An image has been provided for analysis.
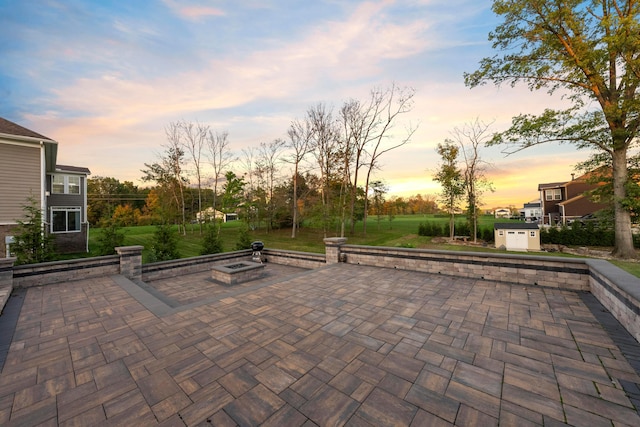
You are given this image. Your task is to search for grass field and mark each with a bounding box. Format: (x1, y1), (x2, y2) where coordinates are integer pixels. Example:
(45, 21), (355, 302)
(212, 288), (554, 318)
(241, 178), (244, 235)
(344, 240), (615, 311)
(85, 214), (640, 277)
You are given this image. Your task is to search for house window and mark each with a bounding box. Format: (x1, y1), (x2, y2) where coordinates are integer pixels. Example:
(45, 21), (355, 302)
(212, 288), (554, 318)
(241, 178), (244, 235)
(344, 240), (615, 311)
(530, 231), (536, 237)
(545, 189), (561, 201)
(52, 175), (81, 195)
(52, 207), (81, 233)
(499, 230), (504, 236)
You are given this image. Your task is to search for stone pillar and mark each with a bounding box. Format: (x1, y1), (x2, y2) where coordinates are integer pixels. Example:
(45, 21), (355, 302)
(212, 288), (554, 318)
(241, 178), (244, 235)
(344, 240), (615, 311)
(324, 237), (347, 264)
(115, 246), (143, 281)
(0, 257), (15, 289)
(0, 257), (15, 310)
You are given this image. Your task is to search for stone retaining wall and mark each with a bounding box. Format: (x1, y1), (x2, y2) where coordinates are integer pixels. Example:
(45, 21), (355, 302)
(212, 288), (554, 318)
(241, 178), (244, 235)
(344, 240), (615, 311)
(13, 255), (120, 288)
(588, 259), (640, 342)
(338, 245), (591, 290)
(142, 250), (252, 282)
(262, 248), (326, 269)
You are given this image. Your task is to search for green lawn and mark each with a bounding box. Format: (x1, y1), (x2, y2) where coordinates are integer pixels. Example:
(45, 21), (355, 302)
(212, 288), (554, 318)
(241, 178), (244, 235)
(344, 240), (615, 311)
(84, 214), (640, 277)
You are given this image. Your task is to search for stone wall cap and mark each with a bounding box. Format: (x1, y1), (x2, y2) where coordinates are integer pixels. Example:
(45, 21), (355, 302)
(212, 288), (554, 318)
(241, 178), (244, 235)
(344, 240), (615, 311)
(323, 237), (347, 245)
(115, 246), (144, 253)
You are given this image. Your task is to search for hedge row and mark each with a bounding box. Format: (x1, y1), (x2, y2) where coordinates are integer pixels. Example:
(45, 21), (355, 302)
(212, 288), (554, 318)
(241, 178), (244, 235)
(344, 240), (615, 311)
(419, 220), (640, 248)
(540, 222), (640, 248)
(418, 221), (494, 242)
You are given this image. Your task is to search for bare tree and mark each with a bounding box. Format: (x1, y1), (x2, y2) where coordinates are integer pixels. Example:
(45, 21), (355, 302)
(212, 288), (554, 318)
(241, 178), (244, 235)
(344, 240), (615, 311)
(449, 118), (494, 243)
(164, 122), (187, 235)
(338, 98), (373, 237)
(256, 139), (286, 232)
(206, 130), (233, 216)
(179, 120), (209, 234)
(361, 84), (417, 236)
(286, 118), (314, 238)
(240, 147), (258, 228)
(307, 103), (340, 238)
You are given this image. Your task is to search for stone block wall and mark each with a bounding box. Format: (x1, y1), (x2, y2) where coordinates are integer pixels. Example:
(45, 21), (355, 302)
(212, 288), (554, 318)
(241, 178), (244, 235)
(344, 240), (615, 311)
(141, 251), (252, 282)
(338, 245), (590, 290)
(262, 249), (325, 269)
(588, 259), (640, 342)
(13, 256), (120, 288)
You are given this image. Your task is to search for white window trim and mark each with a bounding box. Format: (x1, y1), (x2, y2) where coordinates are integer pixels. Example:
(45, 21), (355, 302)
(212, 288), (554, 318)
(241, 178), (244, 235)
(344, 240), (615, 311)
(51, 207), (82, 233)
(52, 174), (81, 195)
(545, 189), (562, 201)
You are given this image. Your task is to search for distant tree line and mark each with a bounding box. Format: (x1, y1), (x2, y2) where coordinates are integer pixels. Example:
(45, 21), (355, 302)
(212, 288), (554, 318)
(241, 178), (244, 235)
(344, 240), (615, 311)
(87, 174), (440, 229)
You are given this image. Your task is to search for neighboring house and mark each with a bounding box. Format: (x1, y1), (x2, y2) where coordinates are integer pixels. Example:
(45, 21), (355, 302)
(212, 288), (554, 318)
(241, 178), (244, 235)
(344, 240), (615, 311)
(195, 207), (238, 223)
(520, 200), (542, 223)
(494, 223), (541, 252)
(0, 117), (90, 257)
(538, 173), (607, 225)
(494, 208), (511, 219)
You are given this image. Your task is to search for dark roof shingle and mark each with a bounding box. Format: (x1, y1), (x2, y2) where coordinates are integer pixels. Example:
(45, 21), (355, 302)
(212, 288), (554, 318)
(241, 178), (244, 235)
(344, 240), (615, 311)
(0, 117), (54, 141)
(56, 164), (91, 175)
(494, 222), (539, 230)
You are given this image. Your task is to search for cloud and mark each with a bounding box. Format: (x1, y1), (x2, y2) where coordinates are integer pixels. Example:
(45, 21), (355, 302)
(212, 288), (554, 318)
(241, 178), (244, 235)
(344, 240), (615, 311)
(26, 1), (440, 138)
(162, 0), (225, 21)
(6, 1), (597, 208)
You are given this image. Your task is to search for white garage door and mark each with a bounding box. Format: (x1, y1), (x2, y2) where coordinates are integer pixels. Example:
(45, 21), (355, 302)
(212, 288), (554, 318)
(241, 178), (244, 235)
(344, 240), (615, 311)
(506, 230), (528, 250)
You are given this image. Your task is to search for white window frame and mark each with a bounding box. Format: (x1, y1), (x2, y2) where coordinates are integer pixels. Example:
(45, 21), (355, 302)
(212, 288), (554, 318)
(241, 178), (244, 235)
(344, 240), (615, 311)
(545, 189), (561, 201)
(51, 207), (81, 233)
(530, 231), (536, 237)
(52, 174), (81, 195)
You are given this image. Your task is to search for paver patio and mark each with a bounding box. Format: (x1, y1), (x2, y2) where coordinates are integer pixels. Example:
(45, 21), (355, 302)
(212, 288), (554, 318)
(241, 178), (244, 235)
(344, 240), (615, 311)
(0, 262), (639, 426)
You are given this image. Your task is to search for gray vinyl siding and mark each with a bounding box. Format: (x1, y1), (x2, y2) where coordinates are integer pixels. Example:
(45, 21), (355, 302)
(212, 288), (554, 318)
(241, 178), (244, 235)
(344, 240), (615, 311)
(0, 143), (41, 223)
(46, 175), (86, 221)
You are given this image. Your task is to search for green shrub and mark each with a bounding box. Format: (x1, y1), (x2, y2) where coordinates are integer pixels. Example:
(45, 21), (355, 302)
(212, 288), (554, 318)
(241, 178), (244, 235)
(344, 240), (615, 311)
(96, 220), (126, 255)
(11, 195), (56, 265)
(540, 222), (616, 247)
(201, 224), (223, 255)
(235, 225), (252, 251)
(418, 221), (446, 237)
(150, 224), (180, 261)
(481, 227), (494, 242)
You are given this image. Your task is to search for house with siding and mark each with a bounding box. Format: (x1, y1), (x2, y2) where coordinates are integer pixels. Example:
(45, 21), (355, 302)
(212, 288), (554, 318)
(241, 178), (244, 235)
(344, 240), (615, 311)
(538, 173), (607, 225)
(520, 200), (542, 223)
(0, 118), (90, 257)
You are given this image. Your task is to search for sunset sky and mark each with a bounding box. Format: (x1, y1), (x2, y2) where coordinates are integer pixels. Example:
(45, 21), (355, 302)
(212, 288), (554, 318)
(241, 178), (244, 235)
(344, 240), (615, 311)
(0, 0), (595, 209)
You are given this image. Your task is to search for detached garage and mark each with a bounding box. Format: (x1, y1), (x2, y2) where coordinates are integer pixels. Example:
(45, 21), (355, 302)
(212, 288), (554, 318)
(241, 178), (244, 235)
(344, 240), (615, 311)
(494, 223), (541, 252)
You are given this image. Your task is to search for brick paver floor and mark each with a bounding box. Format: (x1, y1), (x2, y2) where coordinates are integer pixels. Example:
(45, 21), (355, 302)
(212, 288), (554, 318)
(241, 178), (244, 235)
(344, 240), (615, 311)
(0, 263), (639, 426)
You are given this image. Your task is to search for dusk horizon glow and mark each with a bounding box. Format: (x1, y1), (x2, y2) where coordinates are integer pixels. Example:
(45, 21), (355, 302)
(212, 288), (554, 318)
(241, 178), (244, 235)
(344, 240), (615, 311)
(0, 0), (595, 210)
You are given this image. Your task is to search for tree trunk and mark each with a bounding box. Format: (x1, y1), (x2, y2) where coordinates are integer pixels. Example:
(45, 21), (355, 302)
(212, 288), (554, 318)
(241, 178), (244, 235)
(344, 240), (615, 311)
(291, 170), (298, 238)
(611, 148), (636, 258)
(449, 212), (455, 241)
